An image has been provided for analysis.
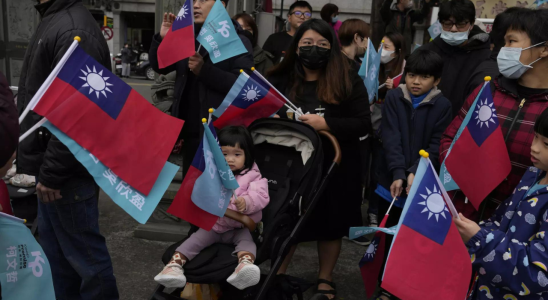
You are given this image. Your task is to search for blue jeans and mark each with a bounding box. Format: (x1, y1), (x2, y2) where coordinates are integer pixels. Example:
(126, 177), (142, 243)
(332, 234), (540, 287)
(37, 177), (119, 300)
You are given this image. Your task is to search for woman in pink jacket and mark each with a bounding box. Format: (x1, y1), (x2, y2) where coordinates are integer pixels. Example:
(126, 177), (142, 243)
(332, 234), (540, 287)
(155, 126), (270, 290)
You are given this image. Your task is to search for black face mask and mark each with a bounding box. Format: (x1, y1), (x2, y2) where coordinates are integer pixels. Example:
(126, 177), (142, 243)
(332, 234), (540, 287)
(298, 46), (331, 70)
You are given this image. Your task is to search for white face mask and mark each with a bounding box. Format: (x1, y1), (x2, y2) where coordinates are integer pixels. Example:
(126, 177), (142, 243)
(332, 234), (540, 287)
(440, 26), (470, 46)
(406, 0), (414, 8)
(497, 42), (546, 79)
(380, 49), (396, 64)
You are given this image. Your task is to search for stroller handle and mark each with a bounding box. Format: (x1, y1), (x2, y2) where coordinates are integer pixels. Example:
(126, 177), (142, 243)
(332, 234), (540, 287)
(318, 130), (341, 165)
(224, 209), (257, 232)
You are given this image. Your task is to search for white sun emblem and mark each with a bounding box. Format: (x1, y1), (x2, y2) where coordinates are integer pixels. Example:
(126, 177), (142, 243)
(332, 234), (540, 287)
(364, 241), (378, 259)
(475, 98), (496, 128)
(79, 65), (113, 99)
(242, 85), (261, 102)
(418, 185), (449, 222)
(176, 4), (189, 20)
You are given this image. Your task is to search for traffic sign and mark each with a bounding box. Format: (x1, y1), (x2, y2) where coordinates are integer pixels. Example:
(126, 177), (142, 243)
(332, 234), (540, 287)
(102, 26), (114, 41)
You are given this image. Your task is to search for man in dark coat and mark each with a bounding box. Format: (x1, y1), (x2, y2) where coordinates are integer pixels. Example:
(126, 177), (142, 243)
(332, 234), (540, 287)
(121, 43), (132, 78)
(149, 0), (254, 175)
(380, 0), (432, 54)
(420, 0), (491, 118)
(17, 0), (119, 298)
(0, 71), (17, 179)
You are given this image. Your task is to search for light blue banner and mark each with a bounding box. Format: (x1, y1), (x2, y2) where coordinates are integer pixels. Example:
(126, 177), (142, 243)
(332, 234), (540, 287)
(0, 213), (55, 300)
(428, 20), (442, 39)
(364, 40), (382, 104)
(196, 0), (247, 64)
(43, 122), (179, 224)
(203, 123), (239, 190)
(349, 226), (397, 240)
(439, 82), (488, 191)
(191, 123), (236, 217)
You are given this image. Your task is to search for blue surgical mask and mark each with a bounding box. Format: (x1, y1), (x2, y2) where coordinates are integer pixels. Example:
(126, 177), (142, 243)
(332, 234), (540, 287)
(331, 16), (339, 23)
(497, 42), (546, 79)
(440, 27), (470, 46)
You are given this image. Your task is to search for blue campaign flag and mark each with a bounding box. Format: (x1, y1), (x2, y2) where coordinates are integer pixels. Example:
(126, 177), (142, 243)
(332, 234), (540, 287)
(428, 20), (442, 39)
(537, 0), (548, 7)
(363, 40), (382, 103)
(349, 225), (397, 240)
(196, 0), (247, 64)
(0, 213), (55, 299)
(191, 122), (239, 217)
(42, 122), (179, 224)
(439, 82), (488, 192)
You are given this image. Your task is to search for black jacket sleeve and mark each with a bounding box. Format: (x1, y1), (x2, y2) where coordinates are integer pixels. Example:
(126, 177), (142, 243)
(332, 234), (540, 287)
(381, 0), (394, 25)
(262, 35), (275, 55)
(410, 0), (431, 24)
(39, 29), (109, 189)
(149, 33), (178, 75)
(407, 99), (452, 175)
(197, 33), (254, 95)
(324, 76), (372, 141)
(0, 71), (18, 168)
(381, 90), (406, 182)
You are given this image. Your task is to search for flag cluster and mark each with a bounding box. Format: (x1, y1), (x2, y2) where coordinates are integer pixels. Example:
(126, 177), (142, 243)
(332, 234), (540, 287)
(359, 39), (382, 103)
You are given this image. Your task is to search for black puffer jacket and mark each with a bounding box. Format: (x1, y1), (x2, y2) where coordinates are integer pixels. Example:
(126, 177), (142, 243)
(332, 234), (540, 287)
(0, 71), (18, 168)
(17, 0), (111, 189)
(149, 20), (254, 136)
(420, 25), (491, 118)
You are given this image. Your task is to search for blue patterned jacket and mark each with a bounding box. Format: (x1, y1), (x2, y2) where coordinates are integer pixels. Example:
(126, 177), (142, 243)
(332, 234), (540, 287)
(468, 167), (548, 300)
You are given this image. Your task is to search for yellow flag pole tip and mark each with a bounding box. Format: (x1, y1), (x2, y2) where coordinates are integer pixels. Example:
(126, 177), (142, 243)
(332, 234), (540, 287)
(208, 108), (214, 113)
(23, 219), (27, 223)
(484, 76), (492, 81)
(74, 36), (81, 42)
(381, 40), (385, 43)
(240, 69), (244, 73)
(202, 118), (207, 123)
(251, 67), (256, 71)
(419, 150), (429, 158)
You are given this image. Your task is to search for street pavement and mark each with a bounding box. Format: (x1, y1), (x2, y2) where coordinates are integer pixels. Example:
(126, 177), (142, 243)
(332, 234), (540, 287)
(102, 76), (370, 300)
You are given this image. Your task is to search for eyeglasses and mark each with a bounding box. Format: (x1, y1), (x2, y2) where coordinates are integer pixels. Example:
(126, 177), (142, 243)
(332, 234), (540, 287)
(289, 11), (312, 19)
(441, 20), (470, 31)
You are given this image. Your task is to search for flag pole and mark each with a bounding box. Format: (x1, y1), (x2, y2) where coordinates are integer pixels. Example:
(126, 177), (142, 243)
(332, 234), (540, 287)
(19, 118), (47, 143)
(19, 37), (81, 124)
(385, 196), (398, 216)
(250, 68), (301, 113)
(420, 150), (461, 220)
(207, 108), (214, 124)
(378, 72), (403, 89)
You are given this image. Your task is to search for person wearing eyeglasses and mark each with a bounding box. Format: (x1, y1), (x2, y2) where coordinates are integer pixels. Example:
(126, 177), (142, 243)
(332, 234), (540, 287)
(380, 0), (431, 55)
(262, 1), (312, 64)
(419, 0), (491, 119)
(149, 0), (254, 176)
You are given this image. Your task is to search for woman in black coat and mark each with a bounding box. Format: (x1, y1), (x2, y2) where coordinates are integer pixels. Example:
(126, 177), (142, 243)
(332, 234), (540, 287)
(268, 19), (372, 300)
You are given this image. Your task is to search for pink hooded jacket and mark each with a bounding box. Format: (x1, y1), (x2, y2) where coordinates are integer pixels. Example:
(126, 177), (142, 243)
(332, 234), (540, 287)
(212, 163), (270, 233)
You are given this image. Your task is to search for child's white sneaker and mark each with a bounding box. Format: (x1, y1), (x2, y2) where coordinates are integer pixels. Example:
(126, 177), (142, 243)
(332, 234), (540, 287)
(154, 263), (187, 288)
(226, 255), (260, 290)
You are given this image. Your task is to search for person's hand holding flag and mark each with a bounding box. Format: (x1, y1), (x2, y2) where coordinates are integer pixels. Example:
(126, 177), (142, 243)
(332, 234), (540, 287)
(160, 12), (176, 39)
(234, 197), (246, 212)
(189, 52), (205, 75)
(454, 212), (481, 243)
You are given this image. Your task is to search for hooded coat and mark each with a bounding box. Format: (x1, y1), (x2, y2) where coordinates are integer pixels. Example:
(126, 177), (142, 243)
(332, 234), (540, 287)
(420, 25), (491, 118)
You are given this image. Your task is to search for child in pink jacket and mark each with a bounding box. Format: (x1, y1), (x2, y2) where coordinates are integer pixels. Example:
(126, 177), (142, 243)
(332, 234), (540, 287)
(155, 126), (270, 290)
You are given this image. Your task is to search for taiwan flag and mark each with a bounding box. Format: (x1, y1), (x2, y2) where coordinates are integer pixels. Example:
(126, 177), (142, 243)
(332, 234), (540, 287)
(213, 72), (286, 129)
(382, 157), (471, 300)
(167, 122), (239, 230)
(359, 214), (389, 299)
(32, 46), (184, 195)
(443, 82), (511, 209)
(157, 0), (195, 68)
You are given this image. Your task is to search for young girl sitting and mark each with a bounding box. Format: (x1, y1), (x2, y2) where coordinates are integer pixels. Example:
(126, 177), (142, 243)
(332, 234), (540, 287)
(154, 126), (270, 290)
(455, 107), (548, 299)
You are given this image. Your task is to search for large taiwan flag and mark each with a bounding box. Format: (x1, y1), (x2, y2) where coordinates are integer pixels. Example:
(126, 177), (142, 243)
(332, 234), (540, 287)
(31, 46), (184, 195)
(443, 82), (511, 209)
(382, 157), (471, 300)
(157, 0), (195, 68)
(213, 72), (286, 128)
(168, 122), (239, 230)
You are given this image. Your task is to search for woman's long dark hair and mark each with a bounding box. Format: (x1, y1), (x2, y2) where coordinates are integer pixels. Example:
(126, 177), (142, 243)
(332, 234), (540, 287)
(267, 19), (352, 105)
(379, 32), (406, 82)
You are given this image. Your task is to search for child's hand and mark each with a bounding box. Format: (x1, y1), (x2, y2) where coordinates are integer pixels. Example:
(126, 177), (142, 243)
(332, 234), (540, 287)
(406, 173), (415, 194)
(235, 197), (246, 212)
(386, 77), (394, 90)
(390, 179), (403, 198)
(454, 213), (481, 244)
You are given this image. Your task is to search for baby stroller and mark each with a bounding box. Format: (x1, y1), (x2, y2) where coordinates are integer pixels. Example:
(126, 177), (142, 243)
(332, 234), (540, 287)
(149, 118), (341, 300)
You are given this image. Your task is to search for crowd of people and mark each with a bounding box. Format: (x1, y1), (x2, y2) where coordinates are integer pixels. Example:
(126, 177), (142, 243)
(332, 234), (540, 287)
(1, 0), (548, 299)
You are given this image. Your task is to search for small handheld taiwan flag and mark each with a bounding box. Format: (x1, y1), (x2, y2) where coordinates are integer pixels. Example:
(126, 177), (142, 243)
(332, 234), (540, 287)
(157, 0), (195, 68)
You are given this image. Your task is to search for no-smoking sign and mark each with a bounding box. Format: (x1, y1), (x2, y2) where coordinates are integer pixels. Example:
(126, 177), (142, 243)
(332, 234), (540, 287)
(102, 26), (114, 41)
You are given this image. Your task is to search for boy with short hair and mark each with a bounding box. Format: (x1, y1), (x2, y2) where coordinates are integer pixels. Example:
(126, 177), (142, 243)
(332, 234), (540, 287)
(376, 49), (452, 300)
(455, 107), (548, 300)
